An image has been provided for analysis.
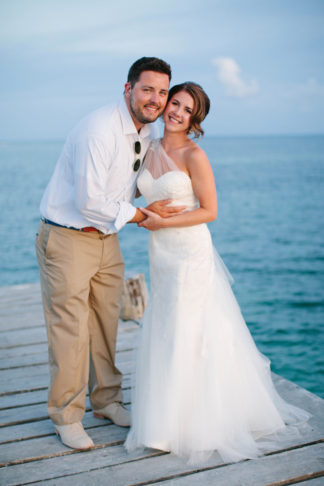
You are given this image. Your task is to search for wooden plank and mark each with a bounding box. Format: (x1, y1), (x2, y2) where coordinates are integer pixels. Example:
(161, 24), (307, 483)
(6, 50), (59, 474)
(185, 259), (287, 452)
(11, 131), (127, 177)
(148, 443), (324, 486)
(1, 284), (323, 486)
(0, 369), (318, 423)
(0, 283), (40, 299)
(2, 442), (321, 486)
(0, 327), (47, 348)
(0, 401), (130, 444)
(0, 347), (135, 371)
(0, 285), (44, 332)
(0, 445), (163, 486)
(0, 330), (136, 362)
(297, 479), (324, 485)
(0, 365), (133, 397)
(0, 352), (134, 408)
(0, 284), (41, 309)
(1, 383), (323, 477)
(0, 342), (47, 360)
(0, 417), (321, 472)
(0, 364), (49, 394)
(0, 421), (130, 466)
(0, 284), (140, 332)
(0, 388), (131, 434)
(1, 374), (322, 446)
(1, 375), (322, 440)
(0, 388), (48, 410)
(0, 360), (133, 396)
(0, 313), (44, 332)
(0, 298), (41, 312)
(272, 374), (324, 420)
(0, 294), (41, 309)
(0, 322), (138, 350)
(1, 401), (49, 427)
(0, 353), (49, 369)
(0, 368), (131, 406)
(3, 374), (130, 394)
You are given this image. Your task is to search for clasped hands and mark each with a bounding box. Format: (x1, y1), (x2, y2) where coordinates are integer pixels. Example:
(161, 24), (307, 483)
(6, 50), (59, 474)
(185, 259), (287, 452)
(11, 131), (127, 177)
(138, 199), (186, 231)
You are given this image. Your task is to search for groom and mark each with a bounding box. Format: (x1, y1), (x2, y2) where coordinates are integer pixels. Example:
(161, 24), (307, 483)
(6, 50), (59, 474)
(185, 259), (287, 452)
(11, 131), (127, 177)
(36, 57), (179, 450)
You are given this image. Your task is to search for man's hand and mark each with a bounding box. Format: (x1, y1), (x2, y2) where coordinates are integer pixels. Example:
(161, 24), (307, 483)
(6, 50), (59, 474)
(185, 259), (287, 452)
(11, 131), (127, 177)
(146, 199), (186, 218)
(137, 208), (165, 231)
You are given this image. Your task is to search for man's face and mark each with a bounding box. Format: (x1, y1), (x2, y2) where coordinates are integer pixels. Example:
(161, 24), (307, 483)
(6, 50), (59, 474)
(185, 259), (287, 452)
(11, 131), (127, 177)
(125, 71), (170, 128)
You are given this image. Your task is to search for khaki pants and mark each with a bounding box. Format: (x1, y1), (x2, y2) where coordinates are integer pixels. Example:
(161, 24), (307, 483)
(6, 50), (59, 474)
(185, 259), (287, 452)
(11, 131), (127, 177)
(36, 221), (124, 425)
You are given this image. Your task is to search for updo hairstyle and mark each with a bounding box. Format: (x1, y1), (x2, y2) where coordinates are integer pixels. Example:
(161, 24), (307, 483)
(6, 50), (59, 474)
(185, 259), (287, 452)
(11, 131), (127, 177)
(167, 82), (210, 138)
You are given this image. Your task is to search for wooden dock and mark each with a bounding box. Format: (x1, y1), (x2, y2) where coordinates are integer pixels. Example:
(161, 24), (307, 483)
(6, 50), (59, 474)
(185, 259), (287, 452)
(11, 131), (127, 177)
(0, 283), (323, 486)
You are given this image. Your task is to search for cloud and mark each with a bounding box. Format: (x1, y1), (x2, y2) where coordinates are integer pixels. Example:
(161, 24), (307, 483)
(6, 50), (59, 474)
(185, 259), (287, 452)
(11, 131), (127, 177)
(212, 57), (259, 98)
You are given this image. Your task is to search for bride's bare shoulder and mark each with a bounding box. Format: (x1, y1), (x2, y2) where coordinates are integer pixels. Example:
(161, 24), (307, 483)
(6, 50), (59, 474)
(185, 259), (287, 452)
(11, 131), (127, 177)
(185, 141), (209, 166)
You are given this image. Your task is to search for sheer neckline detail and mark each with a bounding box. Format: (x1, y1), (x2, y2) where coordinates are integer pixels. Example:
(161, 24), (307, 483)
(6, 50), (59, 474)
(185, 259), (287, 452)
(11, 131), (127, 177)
(159, 140), (190, 178)
(142, 139), (191, 181)
(142, 168), (192, 183)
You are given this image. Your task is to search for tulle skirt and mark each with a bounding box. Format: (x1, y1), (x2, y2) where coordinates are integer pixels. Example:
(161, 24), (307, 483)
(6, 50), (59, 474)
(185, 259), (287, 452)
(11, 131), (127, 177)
(125, 223), (310, 464)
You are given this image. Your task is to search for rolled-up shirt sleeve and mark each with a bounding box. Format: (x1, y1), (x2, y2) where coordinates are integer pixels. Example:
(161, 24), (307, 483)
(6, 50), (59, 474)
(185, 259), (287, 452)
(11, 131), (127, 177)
(73, 135), (136, 232)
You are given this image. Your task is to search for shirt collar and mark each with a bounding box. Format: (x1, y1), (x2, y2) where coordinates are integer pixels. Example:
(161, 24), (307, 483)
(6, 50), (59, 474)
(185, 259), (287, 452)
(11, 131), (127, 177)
(118, 98), (152, 139)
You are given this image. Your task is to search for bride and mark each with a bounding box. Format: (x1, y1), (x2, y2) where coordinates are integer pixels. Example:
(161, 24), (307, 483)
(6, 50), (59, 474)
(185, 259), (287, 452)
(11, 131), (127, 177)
(125, 82), (309, 464)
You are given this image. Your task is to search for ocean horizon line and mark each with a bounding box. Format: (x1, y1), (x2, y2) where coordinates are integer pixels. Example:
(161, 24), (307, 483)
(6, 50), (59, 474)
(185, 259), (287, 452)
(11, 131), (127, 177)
(1, 133), (324, 144)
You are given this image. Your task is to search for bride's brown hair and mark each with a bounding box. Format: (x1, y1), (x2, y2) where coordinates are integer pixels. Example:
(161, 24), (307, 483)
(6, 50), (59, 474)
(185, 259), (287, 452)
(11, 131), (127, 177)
(167, 82), (210, 138)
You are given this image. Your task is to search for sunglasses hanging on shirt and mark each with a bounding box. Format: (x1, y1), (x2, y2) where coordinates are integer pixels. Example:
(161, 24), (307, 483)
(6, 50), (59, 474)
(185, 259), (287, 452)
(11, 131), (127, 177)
(133, 141), (141, 172)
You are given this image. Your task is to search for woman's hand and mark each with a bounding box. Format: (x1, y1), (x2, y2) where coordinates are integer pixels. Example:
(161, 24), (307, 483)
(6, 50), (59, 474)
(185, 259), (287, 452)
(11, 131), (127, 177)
(146, 199), (186, 218)
(137, 208), (165, 231)
(129, 200), (186, 224)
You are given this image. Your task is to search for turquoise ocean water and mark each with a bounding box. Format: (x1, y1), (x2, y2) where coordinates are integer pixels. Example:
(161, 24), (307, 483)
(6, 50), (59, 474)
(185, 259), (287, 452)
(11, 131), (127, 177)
(0, 136), (323, 398)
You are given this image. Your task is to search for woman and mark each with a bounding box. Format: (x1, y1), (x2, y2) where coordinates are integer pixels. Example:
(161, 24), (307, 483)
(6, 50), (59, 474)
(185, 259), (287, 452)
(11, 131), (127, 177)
(125, 82), (309, 464)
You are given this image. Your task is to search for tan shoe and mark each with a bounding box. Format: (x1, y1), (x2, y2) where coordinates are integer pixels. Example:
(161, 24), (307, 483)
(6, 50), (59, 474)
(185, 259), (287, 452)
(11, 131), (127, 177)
(55, 422), (94, 450)
(93, 402), (131, 427)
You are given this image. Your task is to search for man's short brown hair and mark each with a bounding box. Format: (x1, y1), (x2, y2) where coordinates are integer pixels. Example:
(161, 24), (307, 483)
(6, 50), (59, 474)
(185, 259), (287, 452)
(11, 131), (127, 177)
(127, 57), (171, 87)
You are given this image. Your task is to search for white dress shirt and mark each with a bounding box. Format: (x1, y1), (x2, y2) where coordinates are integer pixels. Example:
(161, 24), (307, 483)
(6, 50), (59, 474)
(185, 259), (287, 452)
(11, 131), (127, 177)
(40, 98), (158, 234)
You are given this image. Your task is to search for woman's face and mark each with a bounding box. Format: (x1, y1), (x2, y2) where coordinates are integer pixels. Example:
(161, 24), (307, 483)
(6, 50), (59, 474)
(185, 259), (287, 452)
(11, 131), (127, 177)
(163, 90), (194, 133)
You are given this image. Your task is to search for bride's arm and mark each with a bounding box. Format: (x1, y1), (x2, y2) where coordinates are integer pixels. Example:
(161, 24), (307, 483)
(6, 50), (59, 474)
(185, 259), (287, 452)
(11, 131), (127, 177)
(138, 148), (217, 231)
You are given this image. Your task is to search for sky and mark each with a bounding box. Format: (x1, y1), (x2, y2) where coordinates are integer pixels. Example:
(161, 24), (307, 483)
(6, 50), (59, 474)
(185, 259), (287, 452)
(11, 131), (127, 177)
(0, 0), (324, 139)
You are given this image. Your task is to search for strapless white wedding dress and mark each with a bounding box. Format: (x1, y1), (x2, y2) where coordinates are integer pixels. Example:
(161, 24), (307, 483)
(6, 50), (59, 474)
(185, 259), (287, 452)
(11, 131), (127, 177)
(125, 140), (309, 464)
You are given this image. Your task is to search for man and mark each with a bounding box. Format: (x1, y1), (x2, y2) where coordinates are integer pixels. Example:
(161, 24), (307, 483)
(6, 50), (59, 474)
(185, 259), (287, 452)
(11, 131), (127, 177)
(36, 57), (180, 450)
